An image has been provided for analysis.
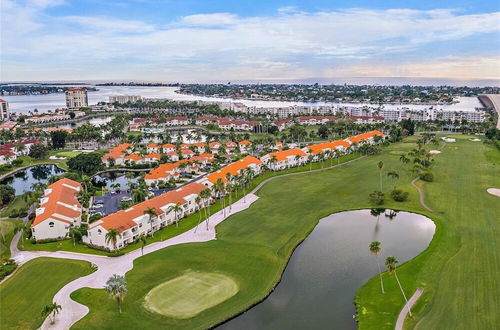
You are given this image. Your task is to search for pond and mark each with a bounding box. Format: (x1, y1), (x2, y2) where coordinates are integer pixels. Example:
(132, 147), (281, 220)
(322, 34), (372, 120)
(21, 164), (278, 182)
(91, 171), (142, 190)
(219, 209), (435, 330)
(1, 164), (66, 195)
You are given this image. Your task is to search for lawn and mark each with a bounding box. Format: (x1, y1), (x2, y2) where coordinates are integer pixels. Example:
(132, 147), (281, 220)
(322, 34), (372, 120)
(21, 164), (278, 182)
(0, 219), (23, 260)
(0, 195), (30, 217)
(71, 136), (499, 329)
(144, 272), (239, 319)
(53, 150), (84, 158)
(0, 257), (93, 330)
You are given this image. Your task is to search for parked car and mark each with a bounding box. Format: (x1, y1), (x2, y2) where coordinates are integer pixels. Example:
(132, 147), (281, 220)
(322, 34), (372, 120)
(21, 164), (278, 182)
(93, 204), (104, 209)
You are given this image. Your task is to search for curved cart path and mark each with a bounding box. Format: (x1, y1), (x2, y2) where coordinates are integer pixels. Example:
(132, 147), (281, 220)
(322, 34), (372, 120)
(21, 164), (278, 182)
(411, 178), (433, 212)
(395, 288), (424, 330)
(9, 195), (259, 330)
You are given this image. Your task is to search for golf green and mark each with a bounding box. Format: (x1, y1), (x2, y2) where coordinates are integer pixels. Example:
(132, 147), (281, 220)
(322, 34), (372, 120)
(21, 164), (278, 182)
(144, 272), (239, 318)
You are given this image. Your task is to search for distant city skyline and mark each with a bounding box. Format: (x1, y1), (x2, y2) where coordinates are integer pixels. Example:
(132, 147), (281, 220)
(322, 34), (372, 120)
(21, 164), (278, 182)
(1, 0), (500, 82)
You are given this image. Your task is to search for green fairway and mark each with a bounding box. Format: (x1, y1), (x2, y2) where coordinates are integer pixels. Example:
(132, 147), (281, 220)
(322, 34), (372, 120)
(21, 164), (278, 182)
(69, 136), (499, 329)
(0, 258), (93, 330)
(144, 272), (239, 319)
(53, 150), (83, 158)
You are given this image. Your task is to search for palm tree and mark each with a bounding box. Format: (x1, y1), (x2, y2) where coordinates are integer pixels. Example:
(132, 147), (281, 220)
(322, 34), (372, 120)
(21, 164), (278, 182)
(197, 188), (212, 232)
(385, 256), (412, 317)
(167, 203), (183, 227)
(369, 241), (385, 294)
(143, 207), (158, 237)
(308, 154), (314, 171)
(105, 274), (127, 313)
(105, 228), (121, 253)
(69, 227), (80, 247)
(41, 302), (62, 324)
(226, 183), (234, 212)
(194, 196), (203, 231)
(139, 234), (147, 256)
(378, 161), (384, 191)
(387, 171), (399, 190)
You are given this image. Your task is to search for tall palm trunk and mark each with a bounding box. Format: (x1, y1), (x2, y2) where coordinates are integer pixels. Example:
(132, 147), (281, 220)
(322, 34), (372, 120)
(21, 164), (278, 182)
(376, 254), (385, 294)
(379, 170), (383, 191)
(394, 270), (412, 317)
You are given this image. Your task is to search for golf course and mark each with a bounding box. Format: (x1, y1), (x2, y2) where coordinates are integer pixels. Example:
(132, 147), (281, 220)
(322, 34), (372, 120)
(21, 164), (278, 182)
(65, 135), (499, 329)
(1, 135), (498, 329)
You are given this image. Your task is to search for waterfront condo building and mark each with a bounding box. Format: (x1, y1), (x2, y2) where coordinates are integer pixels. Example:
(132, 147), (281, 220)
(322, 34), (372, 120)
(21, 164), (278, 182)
(0, 99), (10, 120)
(65, 88), (88, 109)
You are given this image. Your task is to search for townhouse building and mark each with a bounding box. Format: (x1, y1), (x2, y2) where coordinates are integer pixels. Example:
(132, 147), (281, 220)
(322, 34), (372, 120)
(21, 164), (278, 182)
(260, 149), (308, 171)
(83, 182), (207, 250)
(31, 178), (82, 241)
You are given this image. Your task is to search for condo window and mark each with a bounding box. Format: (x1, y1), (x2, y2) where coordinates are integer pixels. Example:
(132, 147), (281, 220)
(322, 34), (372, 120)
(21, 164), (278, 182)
(49, 222), (54, 228)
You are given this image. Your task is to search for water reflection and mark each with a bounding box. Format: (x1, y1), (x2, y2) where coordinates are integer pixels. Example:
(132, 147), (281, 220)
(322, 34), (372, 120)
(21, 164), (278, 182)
(1, 164), (65, 195)
(219, 209), (435, 330)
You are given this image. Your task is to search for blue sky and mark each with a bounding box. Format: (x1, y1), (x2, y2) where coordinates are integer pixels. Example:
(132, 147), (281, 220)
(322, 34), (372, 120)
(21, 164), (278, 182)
(1, 0), (499, 82)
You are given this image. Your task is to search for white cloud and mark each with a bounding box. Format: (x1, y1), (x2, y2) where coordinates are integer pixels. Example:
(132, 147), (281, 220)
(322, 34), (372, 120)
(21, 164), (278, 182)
(1, 3), (499, 81)
(177, 13), (239, 27)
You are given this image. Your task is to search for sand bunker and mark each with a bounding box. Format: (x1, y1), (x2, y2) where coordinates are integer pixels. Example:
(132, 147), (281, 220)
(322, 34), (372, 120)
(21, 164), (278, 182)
(487, 188), (500, 197)
(441, 137), (456, 143)
(429, 150), (441, 154)
(470, 138), (481, 142)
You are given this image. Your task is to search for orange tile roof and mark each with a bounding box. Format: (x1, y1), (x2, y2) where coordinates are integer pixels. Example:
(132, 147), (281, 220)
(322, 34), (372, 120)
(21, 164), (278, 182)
(207, 156), (262, 184)
(307, 140), (350, 155)
(92, 182), (206, 232)
(145, 163), (180, 180)
(147, 143), (159, 148)
(103, 143), (132, 161)
(163, 143), (176, 149)
(32, 178), (82, 227)
(125, 154), (142, 161)
(145, 153), (161, 159)
(348, 130), (385, 144)
(193, 142), (205, 147)
(239, 140), (251, 145)
(266, 149), (307, 161)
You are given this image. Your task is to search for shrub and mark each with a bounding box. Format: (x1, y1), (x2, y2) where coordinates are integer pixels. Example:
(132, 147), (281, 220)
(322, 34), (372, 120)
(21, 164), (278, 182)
(369, 190), (385, 205)
(420, 172), (434, 182)
(391, 189), (409, 202)
(0, 260), (17, 281)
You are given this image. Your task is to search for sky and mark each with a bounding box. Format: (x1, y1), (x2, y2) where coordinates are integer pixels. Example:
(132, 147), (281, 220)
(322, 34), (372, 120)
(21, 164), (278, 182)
(1, 0), (500, 83)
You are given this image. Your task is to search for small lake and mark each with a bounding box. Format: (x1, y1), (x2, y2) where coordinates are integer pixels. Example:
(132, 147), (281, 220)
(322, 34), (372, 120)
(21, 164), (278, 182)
(92, 171), (142, 190)
(1, 164), (66, 195)
(219, 209), (435, 330)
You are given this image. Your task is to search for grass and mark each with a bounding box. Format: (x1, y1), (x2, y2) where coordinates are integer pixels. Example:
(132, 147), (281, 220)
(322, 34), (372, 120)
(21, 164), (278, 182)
(70, 139), (427, 329)
(143, 272), (239, 319)
(0, 257), (93, 330)
(0, 218), (23, 260)
(0, 195), (30, 217)
(70, 136), (499, 329)
(355, 136), (500, 329)
(53, 150), (84, 158)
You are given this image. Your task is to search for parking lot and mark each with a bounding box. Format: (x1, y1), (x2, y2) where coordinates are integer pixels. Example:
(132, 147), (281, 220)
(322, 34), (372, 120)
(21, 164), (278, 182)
(90, 173), (209, 217)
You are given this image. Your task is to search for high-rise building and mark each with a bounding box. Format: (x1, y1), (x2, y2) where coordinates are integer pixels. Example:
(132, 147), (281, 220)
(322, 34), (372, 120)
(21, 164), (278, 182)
(109, 95), (142, 103)
(0, 99), (10, 120)
(65, 88), (88, 109)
